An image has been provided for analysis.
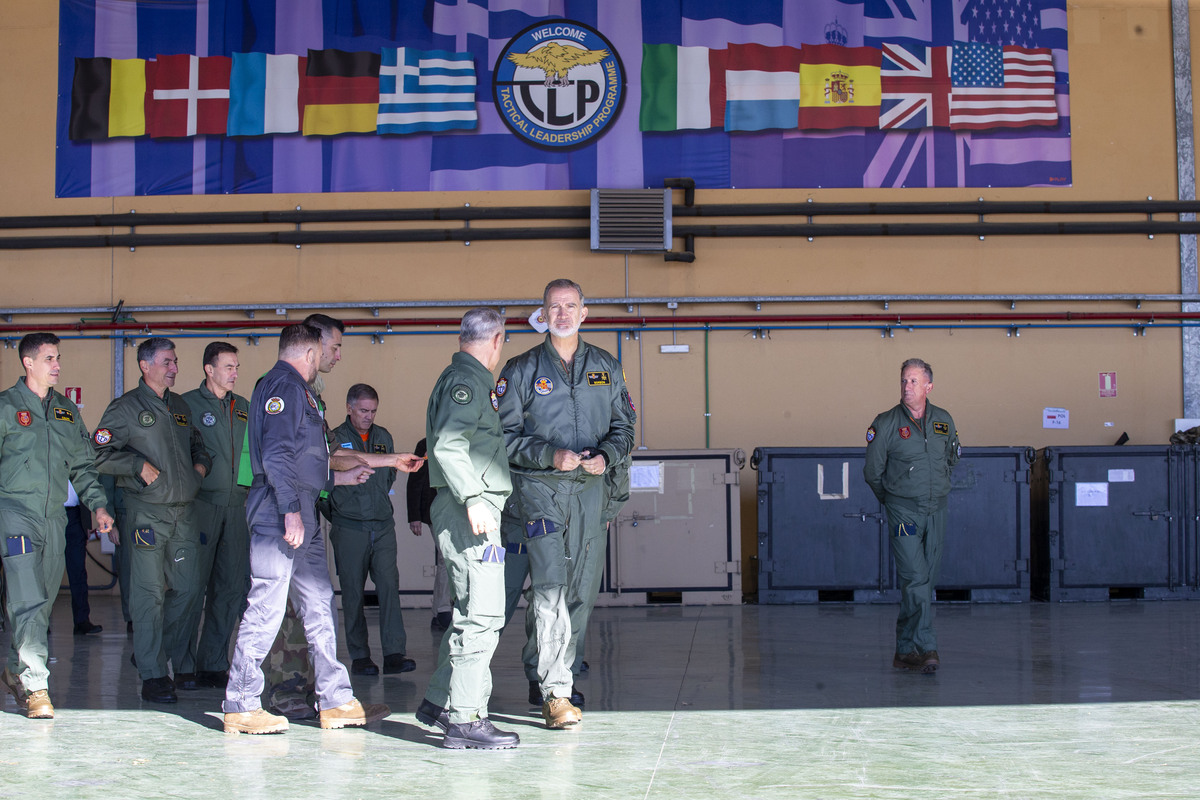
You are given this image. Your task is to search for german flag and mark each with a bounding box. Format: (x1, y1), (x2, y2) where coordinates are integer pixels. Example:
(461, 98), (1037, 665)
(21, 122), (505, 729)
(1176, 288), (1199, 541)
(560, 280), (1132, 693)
(300, 49), (381, 135)
(69, 57), (147, 140)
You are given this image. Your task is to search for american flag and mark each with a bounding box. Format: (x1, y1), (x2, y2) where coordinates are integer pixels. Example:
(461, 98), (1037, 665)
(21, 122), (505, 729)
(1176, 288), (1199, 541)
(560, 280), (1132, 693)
(879, 44), (952, 129)
(962, 0), (1043, 47)
(949, 44), (1057, 130)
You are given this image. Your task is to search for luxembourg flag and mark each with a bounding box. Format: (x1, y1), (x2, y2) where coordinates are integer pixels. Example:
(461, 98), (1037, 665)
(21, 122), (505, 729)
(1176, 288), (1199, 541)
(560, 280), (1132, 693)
(723, 44), (802, 132)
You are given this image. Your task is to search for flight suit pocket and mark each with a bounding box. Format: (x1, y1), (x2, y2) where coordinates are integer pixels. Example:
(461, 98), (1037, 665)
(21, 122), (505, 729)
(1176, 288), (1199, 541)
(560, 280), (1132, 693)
(1, 549), (41, 604)
(4, 535), (33, 557)
(133, 527), (156, 548)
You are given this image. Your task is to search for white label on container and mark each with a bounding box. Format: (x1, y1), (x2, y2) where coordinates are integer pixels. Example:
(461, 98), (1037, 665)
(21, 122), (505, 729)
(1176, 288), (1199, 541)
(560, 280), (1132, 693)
(1075, 482), (1109, 507)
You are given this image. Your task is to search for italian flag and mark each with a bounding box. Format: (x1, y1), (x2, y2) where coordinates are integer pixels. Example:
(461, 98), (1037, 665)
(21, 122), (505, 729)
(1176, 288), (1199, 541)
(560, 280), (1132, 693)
(639, 43), (728, 131)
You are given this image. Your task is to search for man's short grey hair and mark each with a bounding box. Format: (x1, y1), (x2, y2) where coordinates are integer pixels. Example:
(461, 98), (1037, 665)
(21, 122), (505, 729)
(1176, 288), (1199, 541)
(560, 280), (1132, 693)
(542, 278), (584, 309)
(901, 358), (933, 383)
(137, 337), (176, 365)
(460, 307), (505, 345)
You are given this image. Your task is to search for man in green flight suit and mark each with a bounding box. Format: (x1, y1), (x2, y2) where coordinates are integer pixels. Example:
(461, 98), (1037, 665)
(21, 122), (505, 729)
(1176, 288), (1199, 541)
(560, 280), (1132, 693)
(0, 333), (115, 719)
(496, 278), (636, 729)
(178, 341), (250, 690)
(329, 383), (414, 676)
(94, 337), (212, 703)
(414, 307), (519, 750)
(863, 357), (961, 674)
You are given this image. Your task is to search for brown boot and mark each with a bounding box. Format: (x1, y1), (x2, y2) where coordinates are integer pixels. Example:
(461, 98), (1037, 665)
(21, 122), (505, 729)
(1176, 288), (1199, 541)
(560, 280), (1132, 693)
(892, 651), (923, 671)
(224, 708), (289, 734)
(319, 698), (391, 729)
(1, 668), (27, 711)
(542, 697), (582, 729)
(25, 690), (54, 719)
(920, 650), (940, 673)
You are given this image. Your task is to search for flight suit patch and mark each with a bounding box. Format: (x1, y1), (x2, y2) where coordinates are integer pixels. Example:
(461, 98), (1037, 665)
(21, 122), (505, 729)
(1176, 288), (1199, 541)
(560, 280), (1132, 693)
(373, 444), (388, 454)
(895, 523), (917, 537)
(586, 371), (610, 386)
(305, 391), (318, 410)
(899, 426), (911, 439)
(133, 528), (156, 547)
(622, 388), (636, 414)
(16, 410), (31, 427)
(525, 519), (557, 538)
(481, 544), (505, 564)
(235, 409), (248, 422)
(94, 428), (113, 445)
(339, 442), (354, 449)
(452, 384), (472, 405)
(533, 377), (553, 395)
(265, 397), (285, 415)
(139, 411), (155, 427)
(53, 408), (74, 423)
(865, 426), (876, 443)
(202, 412), (217, 427)
(932, 421), (949, 435)
(5, 535), (32, 556)
(490, 390), (498, 411)
(173, 413), (189, 427)
(495, 378), (507, 397)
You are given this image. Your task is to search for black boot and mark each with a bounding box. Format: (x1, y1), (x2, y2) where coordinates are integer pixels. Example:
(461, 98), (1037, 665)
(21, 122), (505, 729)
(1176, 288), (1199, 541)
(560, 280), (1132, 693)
(415, 699), (449, 733)
(442, 718), (519, 750)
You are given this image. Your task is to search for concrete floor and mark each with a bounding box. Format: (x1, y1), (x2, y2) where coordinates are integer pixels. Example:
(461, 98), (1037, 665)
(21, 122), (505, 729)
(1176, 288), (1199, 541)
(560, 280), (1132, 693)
(2, 597), (1199, 799)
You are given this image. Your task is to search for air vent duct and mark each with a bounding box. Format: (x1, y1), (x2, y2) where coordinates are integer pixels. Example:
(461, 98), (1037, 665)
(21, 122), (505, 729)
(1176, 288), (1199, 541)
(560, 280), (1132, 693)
(590, 189), (672, 252)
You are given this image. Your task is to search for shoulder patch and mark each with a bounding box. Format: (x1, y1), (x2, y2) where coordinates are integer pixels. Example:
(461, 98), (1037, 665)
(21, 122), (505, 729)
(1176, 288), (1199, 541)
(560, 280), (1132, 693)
(94, 428), (113, 445)
(53, 407), (74, 423)
(586, 371), (611, 386)
(452, 384), (472, 405)
(495, 377), (508, 397)
(265, 396), (285, 415)
(490, 390), (499, 411)
(866, 426), (876, 443)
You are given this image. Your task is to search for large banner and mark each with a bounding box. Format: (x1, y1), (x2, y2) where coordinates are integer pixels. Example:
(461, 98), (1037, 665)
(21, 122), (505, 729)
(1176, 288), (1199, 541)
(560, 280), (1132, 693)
(55, 0), (1070, 197)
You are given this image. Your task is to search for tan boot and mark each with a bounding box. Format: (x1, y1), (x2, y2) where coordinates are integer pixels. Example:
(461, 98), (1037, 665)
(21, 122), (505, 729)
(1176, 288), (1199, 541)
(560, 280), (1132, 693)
(25, 690), (54, 719)
(1, 668), (27, 711)
(542, 697), (582, 729)
(224, 708), (289, 734)
(318, 698), (391, 729)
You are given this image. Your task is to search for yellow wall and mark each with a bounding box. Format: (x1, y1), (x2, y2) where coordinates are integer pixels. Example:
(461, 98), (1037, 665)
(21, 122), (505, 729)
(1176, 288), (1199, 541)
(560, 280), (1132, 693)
(1, 2), (1197, 569)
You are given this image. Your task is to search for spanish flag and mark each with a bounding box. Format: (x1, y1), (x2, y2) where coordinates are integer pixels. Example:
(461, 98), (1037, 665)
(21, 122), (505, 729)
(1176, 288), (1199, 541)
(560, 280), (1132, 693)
(798, 44), (881, 130)
(69, 57), (147, 140)
(300, 49), (381, 135)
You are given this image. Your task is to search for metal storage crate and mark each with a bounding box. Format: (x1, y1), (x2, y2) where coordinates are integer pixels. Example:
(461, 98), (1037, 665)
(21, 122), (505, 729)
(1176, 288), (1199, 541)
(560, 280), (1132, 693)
(1034, 445), (1199, 601)
(754, 446), (1033, 604)
(597, 449), (744, 606)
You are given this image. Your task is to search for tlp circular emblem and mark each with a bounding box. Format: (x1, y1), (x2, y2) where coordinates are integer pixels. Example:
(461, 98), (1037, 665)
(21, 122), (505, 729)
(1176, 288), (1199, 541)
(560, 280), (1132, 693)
(493, 20), (625, 150)
(534, 377), (554, 395)
(202, 412), (217, 427)
(139, 410), (155, 427)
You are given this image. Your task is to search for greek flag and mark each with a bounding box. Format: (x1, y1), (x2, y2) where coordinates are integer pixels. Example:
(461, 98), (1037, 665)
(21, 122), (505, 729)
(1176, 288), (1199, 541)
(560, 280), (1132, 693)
(376, 47), (477, 135)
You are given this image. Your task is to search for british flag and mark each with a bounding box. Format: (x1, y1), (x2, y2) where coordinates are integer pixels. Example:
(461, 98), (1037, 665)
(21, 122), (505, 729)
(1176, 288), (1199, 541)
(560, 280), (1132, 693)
(879, 43), (952, 129)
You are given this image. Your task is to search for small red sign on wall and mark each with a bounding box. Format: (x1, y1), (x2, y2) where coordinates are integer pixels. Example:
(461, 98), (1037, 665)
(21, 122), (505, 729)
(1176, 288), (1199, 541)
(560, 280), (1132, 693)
(1099, 372), (1117, 398)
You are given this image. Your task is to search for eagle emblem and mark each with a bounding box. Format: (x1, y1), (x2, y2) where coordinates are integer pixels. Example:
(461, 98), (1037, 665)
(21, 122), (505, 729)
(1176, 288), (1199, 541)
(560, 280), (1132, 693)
(506, 43), (611, 88)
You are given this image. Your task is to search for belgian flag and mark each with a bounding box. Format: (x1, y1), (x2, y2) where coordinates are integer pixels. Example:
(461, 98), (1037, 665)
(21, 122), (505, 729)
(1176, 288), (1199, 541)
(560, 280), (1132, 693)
(300, 49), (381, 135)
(69, 57), (147, 140)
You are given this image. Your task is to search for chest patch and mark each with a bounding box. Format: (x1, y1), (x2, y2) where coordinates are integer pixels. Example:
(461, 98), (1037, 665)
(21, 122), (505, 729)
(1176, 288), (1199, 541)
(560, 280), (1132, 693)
(53, 407), (74, 423)
(202, 412), (217, 427)
(899, 426), (911, 440)
(586, 371), (611, 386)
(373, 443), (388, 454)
(305, 391), (318, 410)
(173, 413), (189, 427)
(932, 421), (949, 435)
(265, 397), (285, 415)
(235, 409), (248, 423)
(534, 376), (553, 395)
(16, 410), (31, 427)
(139, 410), (155, 427)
